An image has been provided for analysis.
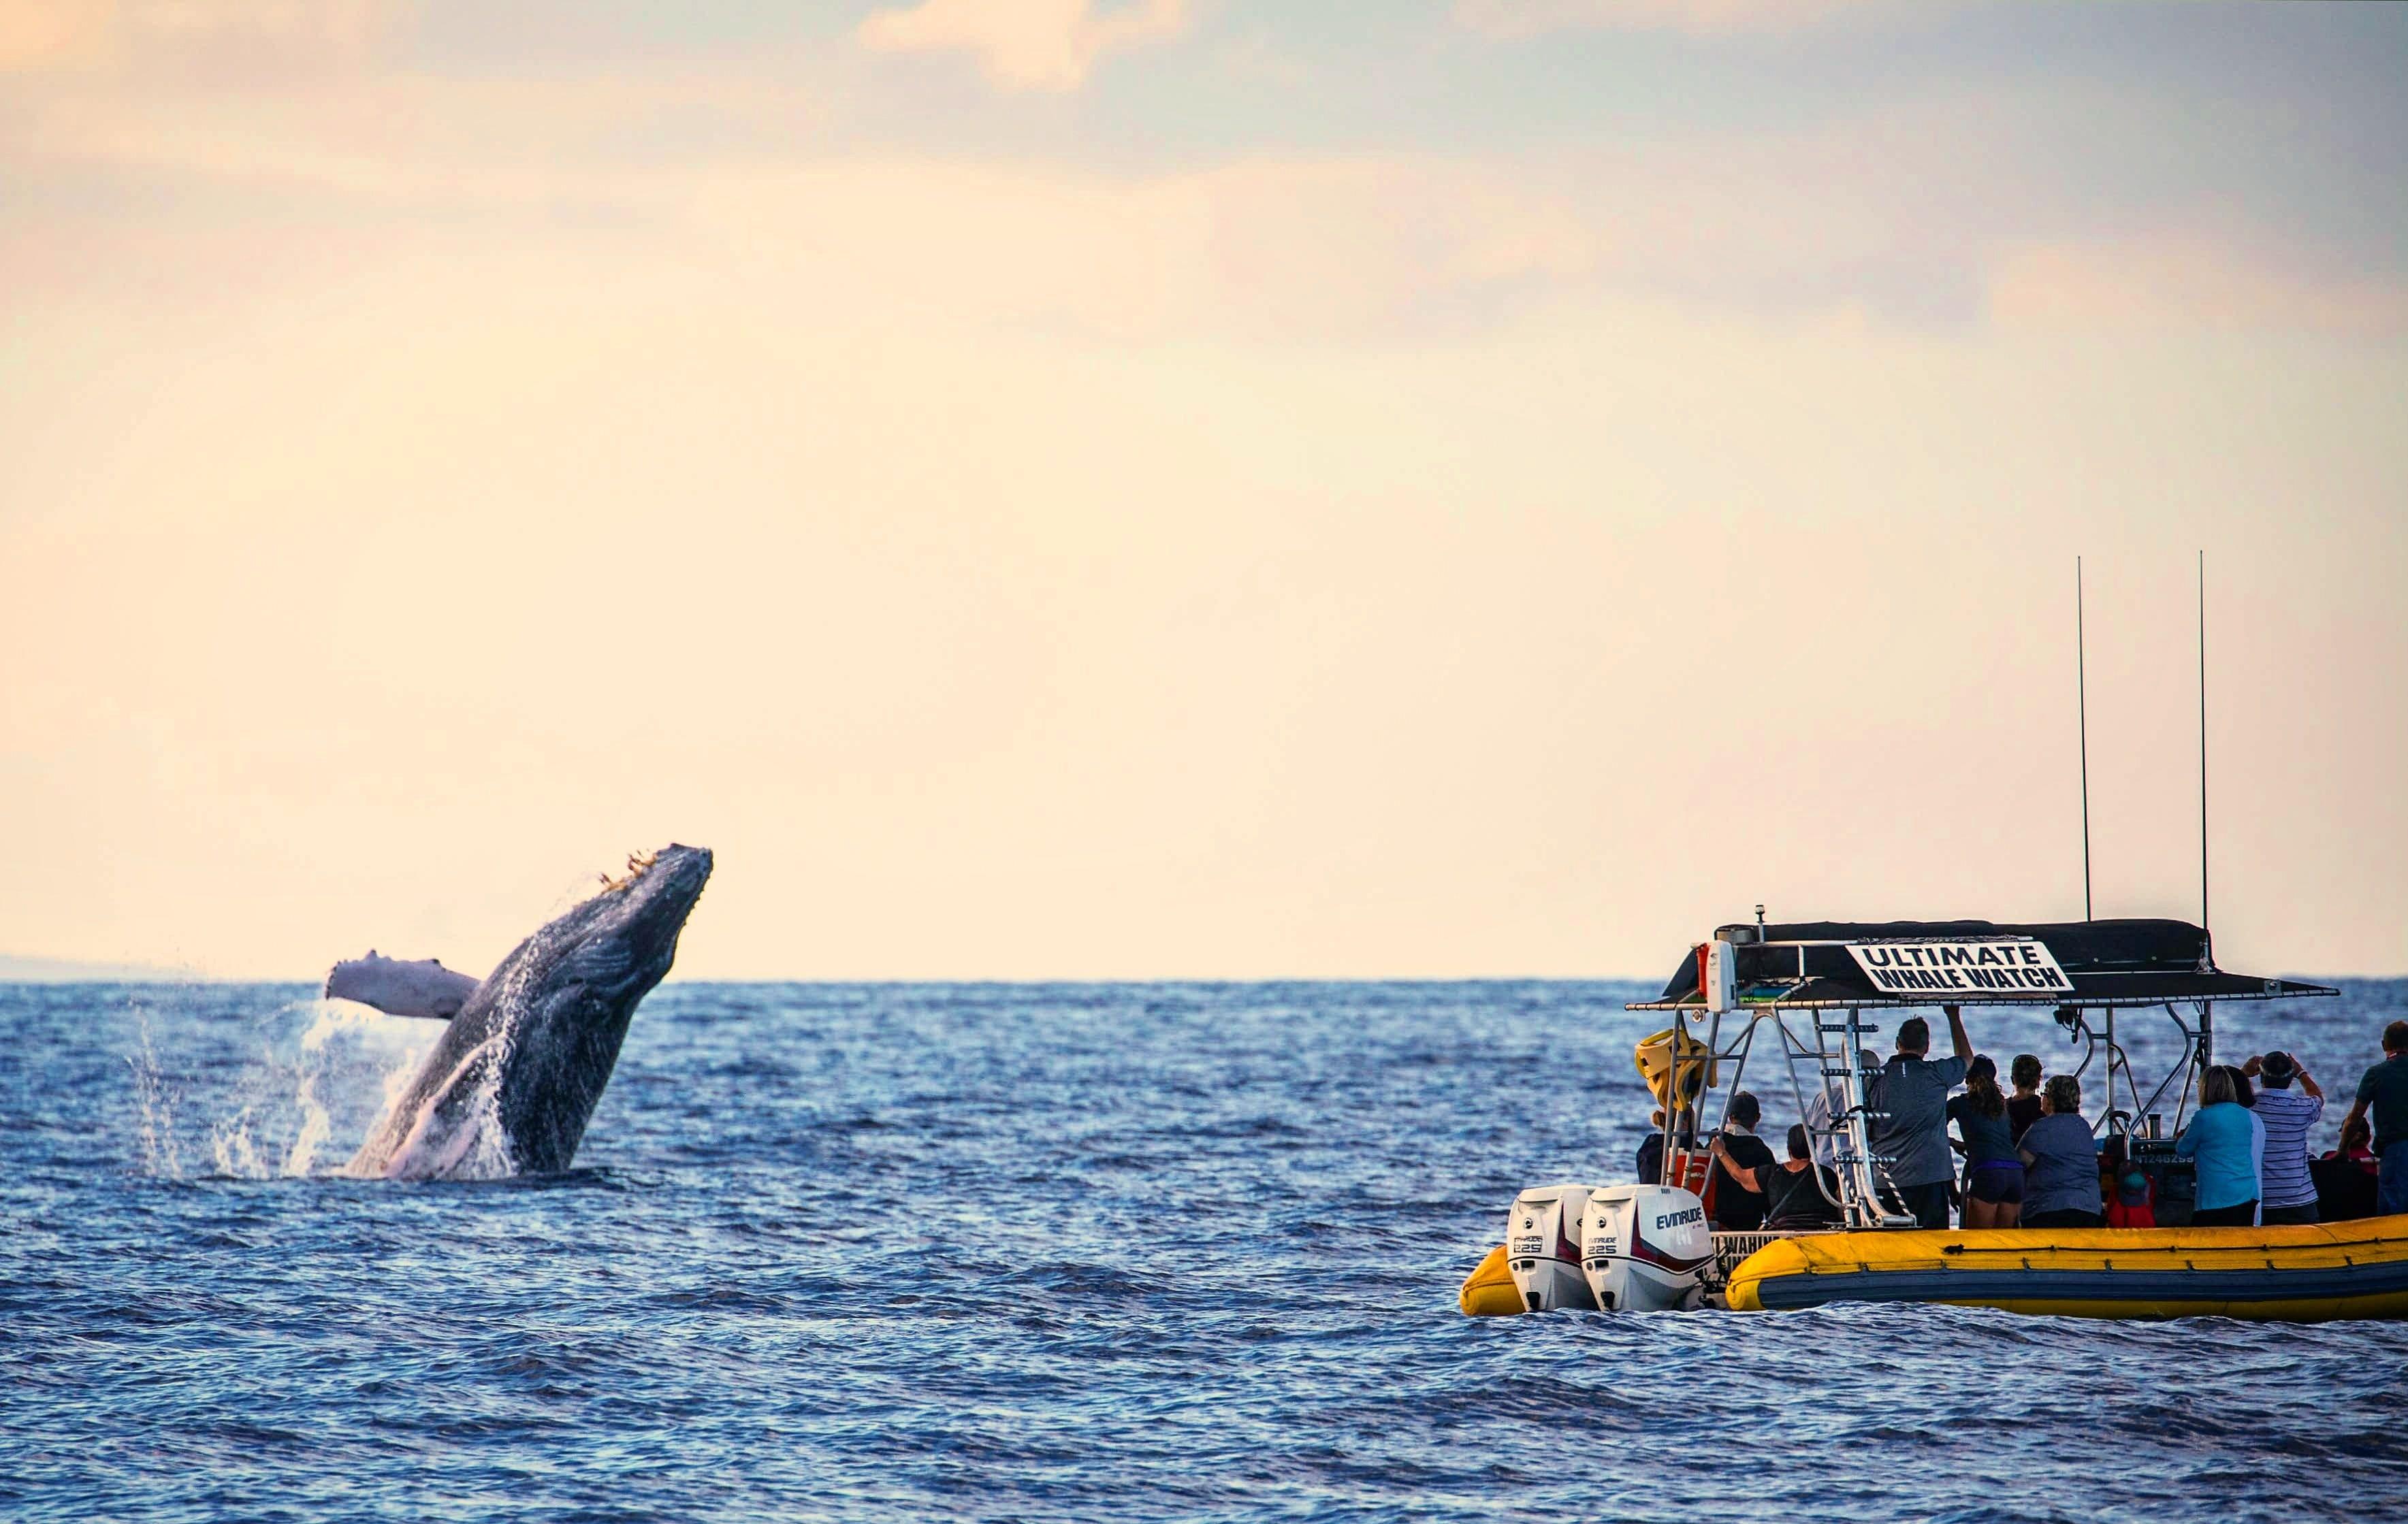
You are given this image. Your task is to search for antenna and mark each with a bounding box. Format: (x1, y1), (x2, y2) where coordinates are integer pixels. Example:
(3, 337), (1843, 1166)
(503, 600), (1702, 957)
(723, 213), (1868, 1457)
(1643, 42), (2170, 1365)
(2198, 550), (2209, 938)
(2076, 557), (2092, 922)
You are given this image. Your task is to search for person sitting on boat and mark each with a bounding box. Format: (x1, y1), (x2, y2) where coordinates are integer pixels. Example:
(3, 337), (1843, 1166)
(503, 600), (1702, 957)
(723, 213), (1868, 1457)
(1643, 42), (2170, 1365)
(1636, 1108), (1667, 1188)
(1947, 1054), (2021, 1229)
(1705, 1091), (1777, 1231)
(2313, 1115), (2381, 1222)
(2245, 1050), (2326, 1225)
(1762, 1123), (1844, 1231)
(1865, 1005), (1974, 1229)
(2006, 1053), (2045, 1145)
(2339, 1019), (2408, 1218)
(2017, 1074), (2104, 1229)
(2098, 1134), (2156, 1228)
(2178, 1065), (2264, 1227)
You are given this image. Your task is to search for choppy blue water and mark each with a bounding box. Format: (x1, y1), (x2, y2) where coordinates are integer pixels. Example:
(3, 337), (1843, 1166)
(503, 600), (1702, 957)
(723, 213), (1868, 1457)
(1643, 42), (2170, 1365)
(6, 979), (2407, 1523)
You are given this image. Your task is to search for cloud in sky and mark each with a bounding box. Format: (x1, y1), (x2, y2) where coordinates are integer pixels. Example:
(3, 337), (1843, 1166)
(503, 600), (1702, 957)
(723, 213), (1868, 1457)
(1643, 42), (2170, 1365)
(0, 0), (390, 76)
(856, 0), (1188, 92)
(10, 59), (2396, 344)
(1453, 0), (1865, 38)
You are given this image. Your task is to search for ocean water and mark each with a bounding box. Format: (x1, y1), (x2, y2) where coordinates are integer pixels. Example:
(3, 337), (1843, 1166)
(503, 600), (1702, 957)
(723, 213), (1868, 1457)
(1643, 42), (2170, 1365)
(6, 978), (2407, 1523)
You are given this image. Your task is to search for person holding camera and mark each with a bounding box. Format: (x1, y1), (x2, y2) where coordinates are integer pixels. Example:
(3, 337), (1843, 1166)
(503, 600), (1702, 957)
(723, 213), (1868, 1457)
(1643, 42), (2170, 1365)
(2246, 1050), (2325, 1225)
(1866, 1005), (1974, 1229)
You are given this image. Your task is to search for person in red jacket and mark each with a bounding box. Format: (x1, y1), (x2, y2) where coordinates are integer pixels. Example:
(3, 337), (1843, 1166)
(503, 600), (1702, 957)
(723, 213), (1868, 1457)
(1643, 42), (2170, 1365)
(2313, 1115), (2381, 1222)
(2099, 1134), (2156, 1228)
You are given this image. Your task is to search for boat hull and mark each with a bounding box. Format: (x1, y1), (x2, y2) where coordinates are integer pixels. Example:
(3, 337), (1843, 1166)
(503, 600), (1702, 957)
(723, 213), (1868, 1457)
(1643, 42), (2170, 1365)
(1459, 1243), (1525, 1316)
(1724, 1218), (2408, 1322)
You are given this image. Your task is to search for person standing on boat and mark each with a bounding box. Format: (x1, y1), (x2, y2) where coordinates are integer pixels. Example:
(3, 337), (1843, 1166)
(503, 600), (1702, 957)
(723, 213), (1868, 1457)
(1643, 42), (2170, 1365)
(1948, 1055), (2022, 1229)
(2339, 1020), (2408, 1218)
(2245, 1051), (2325, 1225)
(2018, 1074), (2105, 1228)
(1865, 1005), (1974, 1230)
(2178, 1066), (2264, 1227)
(2006, 1054), (2045, 1144)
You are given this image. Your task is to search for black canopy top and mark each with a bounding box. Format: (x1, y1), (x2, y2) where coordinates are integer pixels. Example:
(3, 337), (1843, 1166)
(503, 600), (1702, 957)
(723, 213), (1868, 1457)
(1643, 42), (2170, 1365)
(1629, 917), (2337, 1011)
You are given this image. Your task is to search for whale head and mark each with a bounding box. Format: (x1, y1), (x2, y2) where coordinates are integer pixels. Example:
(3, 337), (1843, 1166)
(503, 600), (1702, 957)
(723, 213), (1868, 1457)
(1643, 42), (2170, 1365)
(560, 843), (716, 1001)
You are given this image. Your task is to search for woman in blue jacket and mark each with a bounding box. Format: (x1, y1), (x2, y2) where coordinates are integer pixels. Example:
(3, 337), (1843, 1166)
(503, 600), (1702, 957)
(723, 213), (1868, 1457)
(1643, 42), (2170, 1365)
(2178, 1065), (2265, 1226)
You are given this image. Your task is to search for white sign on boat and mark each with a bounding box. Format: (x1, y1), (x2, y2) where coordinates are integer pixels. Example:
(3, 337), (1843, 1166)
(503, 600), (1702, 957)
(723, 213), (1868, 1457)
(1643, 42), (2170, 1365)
(1844, 939), (2072, 995)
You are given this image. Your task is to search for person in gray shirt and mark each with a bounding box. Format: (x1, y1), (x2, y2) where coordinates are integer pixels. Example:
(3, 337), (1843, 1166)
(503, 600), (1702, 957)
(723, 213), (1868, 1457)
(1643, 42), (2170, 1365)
(1865, 1004), (1974, 1229)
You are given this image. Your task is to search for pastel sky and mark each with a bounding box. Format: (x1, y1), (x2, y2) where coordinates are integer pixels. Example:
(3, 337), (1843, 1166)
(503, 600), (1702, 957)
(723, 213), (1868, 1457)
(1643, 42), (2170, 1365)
(4, 1), (2404, 979)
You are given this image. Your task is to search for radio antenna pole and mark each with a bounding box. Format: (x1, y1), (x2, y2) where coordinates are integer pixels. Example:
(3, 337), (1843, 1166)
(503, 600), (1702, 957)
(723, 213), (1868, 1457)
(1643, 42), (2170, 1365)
(2077, 556), (2093, 922)
(2198, 550), (2209, 938)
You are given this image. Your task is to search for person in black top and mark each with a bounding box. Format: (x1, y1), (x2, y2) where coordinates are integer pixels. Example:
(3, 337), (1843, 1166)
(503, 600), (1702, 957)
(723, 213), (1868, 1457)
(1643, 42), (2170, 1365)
(1635, 1108), (1667, 1188)
(2006, 1053), (2045, 1144)
(1763, 1123), (1844, 1229)
(1705, 1091), (1778, 1231)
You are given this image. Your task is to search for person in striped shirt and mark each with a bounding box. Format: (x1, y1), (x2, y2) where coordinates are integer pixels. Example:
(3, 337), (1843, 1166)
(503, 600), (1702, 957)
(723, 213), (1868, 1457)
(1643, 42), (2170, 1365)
(2245, 1050), (2326, 1225)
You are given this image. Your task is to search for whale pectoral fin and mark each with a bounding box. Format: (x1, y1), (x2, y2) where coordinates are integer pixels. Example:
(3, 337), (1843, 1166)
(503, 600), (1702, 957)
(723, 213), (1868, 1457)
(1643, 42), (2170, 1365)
(325, 952), (484, 1020)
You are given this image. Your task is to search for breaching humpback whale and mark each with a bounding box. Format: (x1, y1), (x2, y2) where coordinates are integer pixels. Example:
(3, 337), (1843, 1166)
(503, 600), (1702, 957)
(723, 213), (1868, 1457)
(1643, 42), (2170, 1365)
(335, 844), (712, 1180)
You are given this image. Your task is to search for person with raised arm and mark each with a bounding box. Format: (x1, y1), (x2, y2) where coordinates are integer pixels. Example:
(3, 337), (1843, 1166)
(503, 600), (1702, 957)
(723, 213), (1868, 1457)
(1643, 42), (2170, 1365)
(2245, 1050), (2325, 1225)
(1865, 1004), (1974, 1229)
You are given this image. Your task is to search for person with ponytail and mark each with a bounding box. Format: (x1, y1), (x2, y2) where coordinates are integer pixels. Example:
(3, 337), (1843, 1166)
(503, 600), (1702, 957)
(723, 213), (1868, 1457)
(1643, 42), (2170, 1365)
(1949, 1054), (2023, 1229)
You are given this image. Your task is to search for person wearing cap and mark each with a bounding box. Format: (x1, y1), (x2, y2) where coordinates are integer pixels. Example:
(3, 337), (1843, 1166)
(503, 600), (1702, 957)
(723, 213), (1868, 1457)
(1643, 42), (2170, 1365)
(2340, 1020), (2408, 1218)
(2245, 1050), (2326, 1225)
(1865, 1004), (1974, 1229)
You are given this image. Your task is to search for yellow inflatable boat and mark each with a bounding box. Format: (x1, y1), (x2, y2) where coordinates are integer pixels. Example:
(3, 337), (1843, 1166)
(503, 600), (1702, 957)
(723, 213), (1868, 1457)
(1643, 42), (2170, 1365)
(1460, 1219), (2408, 1321)
(1723, 1220), (2408, 1322)
(1462, 917), (2405, 1323)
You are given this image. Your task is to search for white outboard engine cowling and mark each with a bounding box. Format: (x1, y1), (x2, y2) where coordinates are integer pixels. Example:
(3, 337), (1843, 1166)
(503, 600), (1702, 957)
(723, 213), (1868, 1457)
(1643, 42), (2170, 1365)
(1505, 1184), (1599, 1312)
(1579, 1184), (1712, 1312)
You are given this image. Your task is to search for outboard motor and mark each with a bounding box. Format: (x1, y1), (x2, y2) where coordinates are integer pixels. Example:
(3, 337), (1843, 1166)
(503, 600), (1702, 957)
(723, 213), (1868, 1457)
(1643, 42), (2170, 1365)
(1579, 1184), (1712, 1312)
(1505, 1184), (1599, 1312)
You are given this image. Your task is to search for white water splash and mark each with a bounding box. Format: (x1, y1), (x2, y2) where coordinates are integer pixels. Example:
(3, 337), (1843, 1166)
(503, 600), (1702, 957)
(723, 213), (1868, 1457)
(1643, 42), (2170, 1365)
(285, 1067), (333, 1178)
(283, 1002), (428, 1177)
(128, 1006), (185, 1179)
(364, 947), (540, 1182)
(211, 1103), (268, 1178)
(129, 996), (438, 1180)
